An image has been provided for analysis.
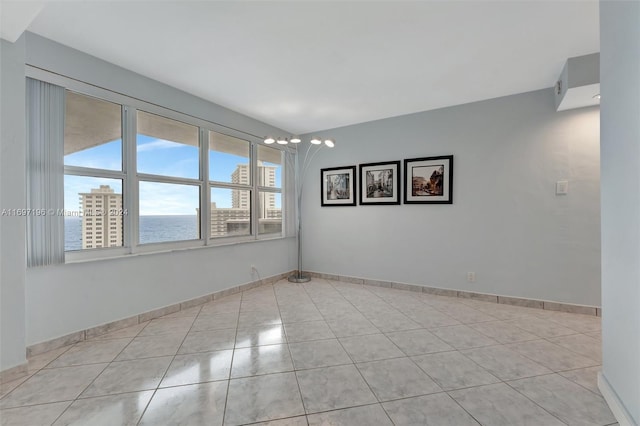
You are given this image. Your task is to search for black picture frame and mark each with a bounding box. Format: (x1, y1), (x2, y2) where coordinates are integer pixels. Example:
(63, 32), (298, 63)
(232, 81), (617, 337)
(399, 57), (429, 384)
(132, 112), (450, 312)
(321, 166), (357, 206)
(359, 161), (401, 205)
(404, 155), (453, 204)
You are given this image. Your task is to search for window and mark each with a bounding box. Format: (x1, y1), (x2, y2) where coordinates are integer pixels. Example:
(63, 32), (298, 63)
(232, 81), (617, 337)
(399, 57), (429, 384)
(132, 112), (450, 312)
(137, 111), (200, 245)
(64, 91), (124, 252)
(36, 76), (288, 261)
(137, 111), (200, 179)
(139, 182), (200, 244)
(209, 131), (252, 239)
(257, 145), (282, 235)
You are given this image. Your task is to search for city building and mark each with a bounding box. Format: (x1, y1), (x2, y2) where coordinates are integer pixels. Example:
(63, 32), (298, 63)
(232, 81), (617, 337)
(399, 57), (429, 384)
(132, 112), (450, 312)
(79, 185), (122, 249)
(208, 164), (281, 237)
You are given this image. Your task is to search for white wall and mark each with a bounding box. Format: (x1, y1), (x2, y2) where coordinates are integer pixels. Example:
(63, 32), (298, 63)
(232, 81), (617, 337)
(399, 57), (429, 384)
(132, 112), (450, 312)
(26, 239), (292, 345)
(302, 89), (601, 306)
(17, 34), (296, 348)
(0, 36), (27, 371)
(600, 1), (640, 423)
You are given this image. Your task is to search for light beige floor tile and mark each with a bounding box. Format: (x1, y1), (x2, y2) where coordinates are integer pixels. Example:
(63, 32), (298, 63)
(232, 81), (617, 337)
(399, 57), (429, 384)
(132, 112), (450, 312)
(1, 401), (71, 426)
(430, 325), (498, 349)
(296, 365), (377, 414)
(80, 357), (172, 398)
(0, 375), (32, 400)
(338, 334), (404, 362)
(27, 347), (73, 372)
(506, 339), (599, 371)
(0, 364), (107, 408)
(307, 404), (393, 426)
(326, 317), (380, 338)
(507, 317), (578, 338)
(178, 329), (236, 354)
(88, 322), (148, 341)
(508, 373), (616, 425)
(235, 324), (286, 348)
(53, 391), (153, 426)
(469, 320), (539, 344)
(357, 357), (441, 401)
(279, 307), (324, 323)
(288, 339), (352, 370)
(461, 345), (552, 380)
(237, 311), (283, 328)
(436, 305), (497, 324)
(385, 329), (453, 356)
(224, 372), (304, 425)
(559, 366), (602, 395)
(548, 333), (602, 362)
(383, 393), (480, 426)
(139, 381), (227, 426)
(449, 383), (565, 426)
(404, 310), (461, 328)
(250, 416), (308, 426)
(412, 351), (500, 391)
(284, 321), (335, 343)
(47, 338), (131, 368)
(137, 317), (195, 336)
(546, 312), (601, 333)
(367, 313), (422, 333)
(231, 344), (294, 378)
(190, 312), (238, 332)
(115, 333), (184, 361)
(160, 350), (232, 387)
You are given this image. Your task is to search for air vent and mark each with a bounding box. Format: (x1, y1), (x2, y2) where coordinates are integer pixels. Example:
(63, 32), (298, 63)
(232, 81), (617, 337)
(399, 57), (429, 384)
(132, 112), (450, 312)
(554, 53), (600, 111)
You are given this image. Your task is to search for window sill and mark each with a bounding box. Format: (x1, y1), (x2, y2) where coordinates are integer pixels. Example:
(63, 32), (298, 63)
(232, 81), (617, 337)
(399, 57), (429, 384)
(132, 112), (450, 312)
(62, 234), (293, 265)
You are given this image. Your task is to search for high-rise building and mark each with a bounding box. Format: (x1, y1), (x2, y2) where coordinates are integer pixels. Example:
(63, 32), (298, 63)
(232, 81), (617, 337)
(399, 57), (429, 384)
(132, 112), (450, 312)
(231, 163), (277, 211)
(80, 185), (123, 249)
(205, 163), (281, 237)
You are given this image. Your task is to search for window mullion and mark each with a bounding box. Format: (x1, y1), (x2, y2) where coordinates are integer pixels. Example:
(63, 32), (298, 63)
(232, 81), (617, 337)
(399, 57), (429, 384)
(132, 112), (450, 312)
(251, 142), (258, 239)
(64, 166), (125, 180)
(201, 128), (210, 245)
(123, 105), (138, 253)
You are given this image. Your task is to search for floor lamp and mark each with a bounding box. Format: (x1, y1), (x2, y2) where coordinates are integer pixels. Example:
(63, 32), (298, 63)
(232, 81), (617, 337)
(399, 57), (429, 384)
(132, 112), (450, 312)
(264, 135), (335, 283)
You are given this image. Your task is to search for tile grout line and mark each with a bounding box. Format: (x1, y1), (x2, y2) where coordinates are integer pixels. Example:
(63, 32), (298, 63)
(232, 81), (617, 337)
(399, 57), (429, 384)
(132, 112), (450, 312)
(273, 282), (311, 425)
(320, 280), (398, 425)
(220, 286), (245, 426)
(134, 305), (202, 425)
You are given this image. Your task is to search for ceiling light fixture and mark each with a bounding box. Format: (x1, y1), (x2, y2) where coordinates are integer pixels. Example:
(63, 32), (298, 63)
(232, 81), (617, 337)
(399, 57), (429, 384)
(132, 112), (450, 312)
(310, 137), (322, 145)
(264, 137), (275, 144)
(276, 137), (288, 145)
(593, 94), (601, 100)
(324, 139), (335, 148)
(290, 136), (301, 144)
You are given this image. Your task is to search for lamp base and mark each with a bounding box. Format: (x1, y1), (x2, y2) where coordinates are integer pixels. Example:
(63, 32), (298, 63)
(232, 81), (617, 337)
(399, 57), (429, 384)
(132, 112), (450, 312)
(288, 272), (311, 283)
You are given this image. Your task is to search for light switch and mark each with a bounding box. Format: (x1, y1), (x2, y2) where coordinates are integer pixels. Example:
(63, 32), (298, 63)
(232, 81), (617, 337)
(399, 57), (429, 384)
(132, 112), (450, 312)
(556, 180), (569, 195)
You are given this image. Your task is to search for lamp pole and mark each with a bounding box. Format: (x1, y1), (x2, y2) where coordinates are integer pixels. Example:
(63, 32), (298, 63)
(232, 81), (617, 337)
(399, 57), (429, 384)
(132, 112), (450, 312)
(264, 136), (334, 283)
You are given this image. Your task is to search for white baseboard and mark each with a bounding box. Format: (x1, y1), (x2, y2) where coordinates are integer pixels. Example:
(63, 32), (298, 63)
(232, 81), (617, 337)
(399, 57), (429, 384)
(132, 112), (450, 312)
(598, 371), (637, 426)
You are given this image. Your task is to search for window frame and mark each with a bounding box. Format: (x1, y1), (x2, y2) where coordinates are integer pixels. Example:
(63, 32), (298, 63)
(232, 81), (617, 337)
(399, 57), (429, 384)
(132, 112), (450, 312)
(28, 67), (289, 263)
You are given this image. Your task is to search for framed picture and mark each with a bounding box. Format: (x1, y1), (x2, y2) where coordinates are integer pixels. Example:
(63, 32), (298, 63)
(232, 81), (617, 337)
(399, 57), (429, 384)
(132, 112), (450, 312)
(359, 161), (401, 205)
(321, 166), (357, 206)
(404, 155), (453, 204)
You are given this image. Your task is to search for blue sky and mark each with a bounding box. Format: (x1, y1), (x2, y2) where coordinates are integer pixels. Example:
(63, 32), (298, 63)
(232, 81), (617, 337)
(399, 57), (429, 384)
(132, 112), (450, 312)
(64, 135), (281, 214)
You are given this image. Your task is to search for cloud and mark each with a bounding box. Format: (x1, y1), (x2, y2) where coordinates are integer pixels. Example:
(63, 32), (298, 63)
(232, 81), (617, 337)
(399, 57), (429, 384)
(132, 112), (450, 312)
(136, 139), (183, 152)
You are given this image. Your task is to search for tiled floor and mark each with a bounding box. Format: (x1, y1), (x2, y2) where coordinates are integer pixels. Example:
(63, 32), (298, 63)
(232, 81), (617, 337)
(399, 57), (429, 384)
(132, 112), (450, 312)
(0, 279), (618, 426)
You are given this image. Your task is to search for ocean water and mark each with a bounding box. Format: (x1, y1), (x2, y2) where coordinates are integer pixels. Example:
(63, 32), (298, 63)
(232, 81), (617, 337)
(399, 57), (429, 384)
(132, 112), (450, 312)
(65, 215), (199, 251)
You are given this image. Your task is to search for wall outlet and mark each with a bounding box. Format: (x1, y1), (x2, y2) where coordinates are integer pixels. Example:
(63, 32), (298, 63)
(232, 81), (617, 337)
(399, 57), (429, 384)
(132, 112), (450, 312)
(467, 272), (476, 283)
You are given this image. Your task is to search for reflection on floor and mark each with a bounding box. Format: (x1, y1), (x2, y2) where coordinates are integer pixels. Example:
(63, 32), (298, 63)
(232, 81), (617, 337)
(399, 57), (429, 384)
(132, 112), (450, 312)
(0, 279), (617, 425)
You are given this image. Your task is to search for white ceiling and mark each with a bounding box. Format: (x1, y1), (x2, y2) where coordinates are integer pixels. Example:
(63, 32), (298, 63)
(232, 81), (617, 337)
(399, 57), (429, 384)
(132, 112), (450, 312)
(5, 1), (599, 134)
